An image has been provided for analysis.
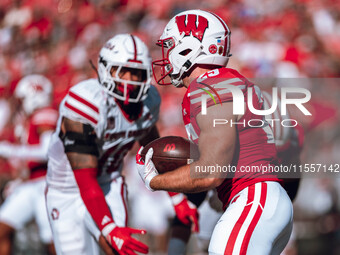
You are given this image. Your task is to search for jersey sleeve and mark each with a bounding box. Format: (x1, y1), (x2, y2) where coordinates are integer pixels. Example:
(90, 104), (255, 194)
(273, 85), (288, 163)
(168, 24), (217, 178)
(61, 80), (101, 128)
(188, 68), (248, 117)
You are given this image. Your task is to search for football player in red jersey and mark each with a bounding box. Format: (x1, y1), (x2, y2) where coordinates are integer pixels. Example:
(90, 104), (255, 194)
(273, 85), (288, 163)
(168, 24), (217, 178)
(137, 10), (293, 255)
(0, 74), (57, 255)
(194, 91), (305, 253)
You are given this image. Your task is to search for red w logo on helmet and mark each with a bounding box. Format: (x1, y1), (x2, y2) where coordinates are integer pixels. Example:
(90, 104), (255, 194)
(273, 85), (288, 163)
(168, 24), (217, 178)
(176, 14), (208, 42)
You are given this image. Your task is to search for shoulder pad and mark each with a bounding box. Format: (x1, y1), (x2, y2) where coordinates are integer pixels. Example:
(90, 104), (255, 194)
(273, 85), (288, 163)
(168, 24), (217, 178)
(62, 79), (103, 126)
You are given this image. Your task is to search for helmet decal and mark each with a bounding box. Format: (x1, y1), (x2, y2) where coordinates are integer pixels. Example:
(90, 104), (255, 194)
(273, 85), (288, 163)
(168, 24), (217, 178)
(176, 14), (208, 42)
(209, 44), (217, 54)
(210, 11), (230, 56)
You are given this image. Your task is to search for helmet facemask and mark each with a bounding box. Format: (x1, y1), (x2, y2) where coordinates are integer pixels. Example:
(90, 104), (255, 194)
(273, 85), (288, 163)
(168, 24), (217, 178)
(99, 59), (150, 104)
(152, 34), (204, 87)
(152, 37), (176, 86)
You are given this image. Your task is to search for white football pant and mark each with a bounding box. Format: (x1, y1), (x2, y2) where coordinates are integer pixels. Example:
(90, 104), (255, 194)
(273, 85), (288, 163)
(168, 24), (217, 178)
(209, 181), (293, 255)
(46, 176), (128, 255)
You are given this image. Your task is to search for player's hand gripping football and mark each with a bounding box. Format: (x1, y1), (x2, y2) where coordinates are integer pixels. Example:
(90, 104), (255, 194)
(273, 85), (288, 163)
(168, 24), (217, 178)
(102, 223), (148, 255)
(171, 193), (200, 232)
(136, 146), (159, 191)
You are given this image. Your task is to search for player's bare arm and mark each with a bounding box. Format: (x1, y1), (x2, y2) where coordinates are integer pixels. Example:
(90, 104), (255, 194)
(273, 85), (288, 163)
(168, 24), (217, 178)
(149, 102), (237, 193)
(62, 117), (98, 169)
(62, 117), (118, 254)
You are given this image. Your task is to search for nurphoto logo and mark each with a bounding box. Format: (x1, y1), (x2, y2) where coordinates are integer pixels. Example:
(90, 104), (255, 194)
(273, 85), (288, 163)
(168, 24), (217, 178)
(198, 81), (312, 128)
(200, 86), (311, 116)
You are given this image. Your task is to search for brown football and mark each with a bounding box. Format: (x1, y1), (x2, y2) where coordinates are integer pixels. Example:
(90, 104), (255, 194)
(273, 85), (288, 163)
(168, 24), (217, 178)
(140, 136), (200, 173)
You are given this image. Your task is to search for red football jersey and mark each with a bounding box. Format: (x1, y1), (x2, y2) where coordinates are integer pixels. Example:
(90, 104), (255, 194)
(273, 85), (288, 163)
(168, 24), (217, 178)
(182, 67), (281, 209)
(26, 107), (58, 179)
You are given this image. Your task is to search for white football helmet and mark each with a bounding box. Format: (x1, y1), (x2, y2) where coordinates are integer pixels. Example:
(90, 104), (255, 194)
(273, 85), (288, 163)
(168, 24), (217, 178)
(98, 34), (152, 103)
(153, 9), (231, 87)
(15, 74), (52, 115)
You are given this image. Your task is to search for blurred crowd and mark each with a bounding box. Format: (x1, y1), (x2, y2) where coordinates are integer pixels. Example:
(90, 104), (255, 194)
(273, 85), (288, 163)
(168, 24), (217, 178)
(0, 0), (340, 254)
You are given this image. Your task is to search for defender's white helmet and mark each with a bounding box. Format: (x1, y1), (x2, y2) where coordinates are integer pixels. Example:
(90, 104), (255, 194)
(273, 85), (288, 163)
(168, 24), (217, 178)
(15, 74), (52, 115)
(98, 34), (152, 103)
(152, 9), (231, 87)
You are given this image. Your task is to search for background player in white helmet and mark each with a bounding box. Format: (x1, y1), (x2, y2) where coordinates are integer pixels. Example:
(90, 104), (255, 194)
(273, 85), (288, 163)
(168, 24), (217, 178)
(137, 9), (293, 255)
(0, 74), (58, 255)
(45, 33), (160, 255)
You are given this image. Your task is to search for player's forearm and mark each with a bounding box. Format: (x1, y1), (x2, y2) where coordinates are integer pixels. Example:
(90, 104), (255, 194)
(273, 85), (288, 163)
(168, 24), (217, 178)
(150, 164), (219, 193)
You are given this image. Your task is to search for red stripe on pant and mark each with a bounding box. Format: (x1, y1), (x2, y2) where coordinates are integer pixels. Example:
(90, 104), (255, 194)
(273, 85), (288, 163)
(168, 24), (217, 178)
(224, 182), (267, 255)
(224, 185), (255, 254)
(240, 182), (267, 254)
